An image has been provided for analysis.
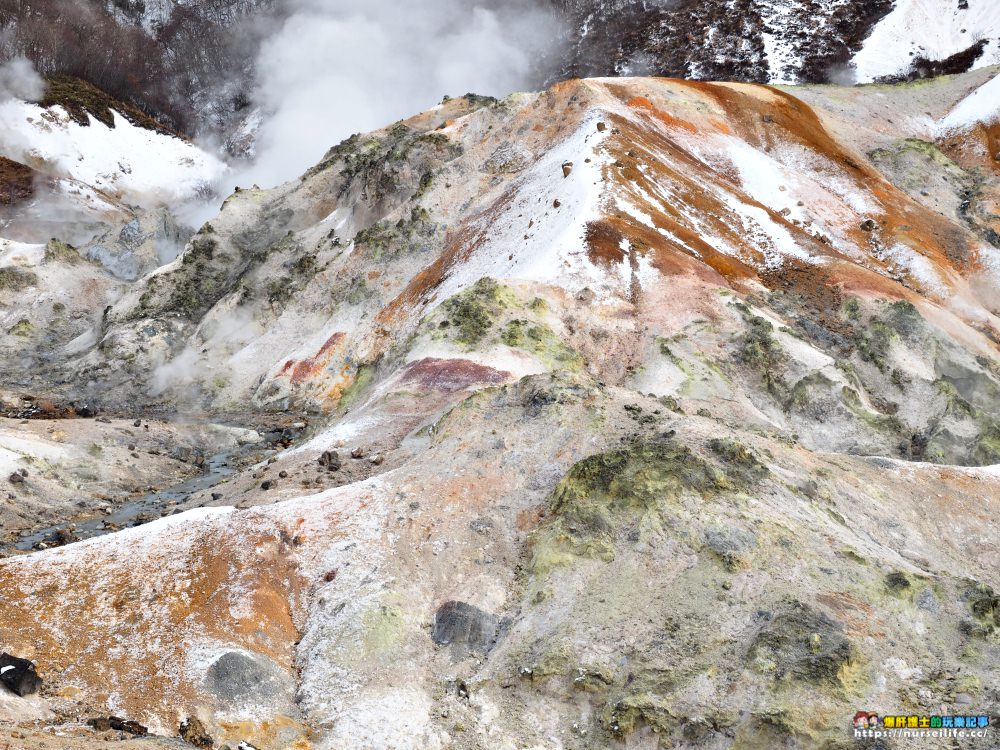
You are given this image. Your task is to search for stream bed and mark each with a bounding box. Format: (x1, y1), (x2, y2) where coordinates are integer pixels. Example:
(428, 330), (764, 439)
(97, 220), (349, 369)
(10, 449), (240, 553)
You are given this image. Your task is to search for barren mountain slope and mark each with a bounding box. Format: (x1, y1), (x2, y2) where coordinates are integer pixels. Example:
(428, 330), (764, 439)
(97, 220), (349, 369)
(1, 68), (1000, 749)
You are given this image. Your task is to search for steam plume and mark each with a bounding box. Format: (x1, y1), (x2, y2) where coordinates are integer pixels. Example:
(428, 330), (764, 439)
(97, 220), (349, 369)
(234, 0), (562, 189)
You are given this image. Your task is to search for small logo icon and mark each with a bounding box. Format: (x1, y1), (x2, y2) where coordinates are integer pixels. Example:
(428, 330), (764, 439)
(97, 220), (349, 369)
(853, 711), (880, 729)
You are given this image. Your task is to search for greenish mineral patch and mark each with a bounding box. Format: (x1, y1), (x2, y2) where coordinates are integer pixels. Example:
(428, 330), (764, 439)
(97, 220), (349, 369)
(885, 571), (911, 593)
(784, 371), (835, 414)
(431, 283), (586, 367)
(886, 300), (922, 339)
(734, 305), (786, 395)
(707, 438), (770, 486)
(868, 138), (971, 197)
(529, 439), (765, 574)
(266, 278), (293, 307)
(147, 229), (232, 321)
(338, 362), (377, 411)
(500, 319), (583, 370)
(305, 123), (462, 198)
(854, 318), (895, 372)
(973, 424), (1000, 465)
(43, 239), (81, 265)
(703, 524), (758, 571)
(840, 387), (903, 434)
(749, 600), (854, 686)
(0, 267), (38, 292)
(603, 691), (676, 737)
(934, 378), (975, 418)
(7, 318), (32, 337)
(353, 207), (435, 261)
(441, 277), (516, 347)
(964, 582), (1000, 638)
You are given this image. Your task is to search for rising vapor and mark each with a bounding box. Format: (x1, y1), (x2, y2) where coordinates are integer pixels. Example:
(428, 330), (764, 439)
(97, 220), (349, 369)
(234, 0), (563, 189)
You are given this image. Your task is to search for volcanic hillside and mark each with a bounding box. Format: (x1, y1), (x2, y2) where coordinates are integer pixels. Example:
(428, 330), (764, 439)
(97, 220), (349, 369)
(0, 66), (999, 749)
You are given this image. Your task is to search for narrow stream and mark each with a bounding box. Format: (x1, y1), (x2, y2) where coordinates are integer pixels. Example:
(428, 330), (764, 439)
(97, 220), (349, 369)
(10, 449), (241, 553)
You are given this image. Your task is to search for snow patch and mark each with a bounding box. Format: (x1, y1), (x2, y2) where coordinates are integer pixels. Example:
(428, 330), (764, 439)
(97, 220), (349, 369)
(717, 191), (814, 269)
(884, 243), (949, 295)
(433, 115), (624, 303)
(0, 102), (227, 207)
(938, 72), (1000, 133)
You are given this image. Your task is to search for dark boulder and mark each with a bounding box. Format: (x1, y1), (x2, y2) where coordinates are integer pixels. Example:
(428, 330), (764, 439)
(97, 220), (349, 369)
(0, 653), (41, 696)
(318, 450), (341, 471)
(431, 601), (504, 655)
(204, 651), (289, 705)
(87, 716), (147, 735)
(180, 716), (214, 748)
(71, 402), (96, 418)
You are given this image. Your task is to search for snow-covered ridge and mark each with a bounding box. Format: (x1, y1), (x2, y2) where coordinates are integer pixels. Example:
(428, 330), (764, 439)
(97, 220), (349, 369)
(854, 0), (1000, 83)
(0, 100), (227, 208)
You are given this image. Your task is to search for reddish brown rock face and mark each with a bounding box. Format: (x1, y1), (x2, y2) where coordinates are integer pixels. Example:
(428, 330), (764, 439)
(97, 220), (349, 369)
(400, 358), (511, 393)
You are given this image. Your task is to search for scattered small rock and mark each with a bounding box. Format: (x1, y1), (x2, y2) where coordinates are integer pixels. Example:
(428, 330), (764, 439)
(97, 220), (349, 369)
(7, 473), (24, 485)
(278, 470), (288, 478)
(261, 480), (274, 490)
(350, 447), (365, 459)
(561, 161), (573, 178)
(860, 218), (877, 232)
(596, 121), (606, 132)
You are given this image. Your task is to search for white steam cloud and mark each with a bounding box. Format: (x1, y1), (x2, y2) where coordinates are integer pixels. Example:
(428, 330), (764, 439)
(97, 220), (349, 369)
(0, 57), (43, 104)
(234, 0), (562, 189)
